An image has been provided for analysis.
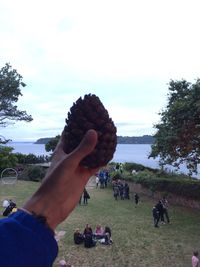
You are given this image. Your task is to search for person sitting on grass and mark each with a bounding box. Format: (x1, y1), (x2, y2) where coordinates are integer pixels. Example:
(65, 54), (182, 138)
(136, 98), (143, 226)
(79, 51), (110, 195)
(83, 224), (93, 236)
(84, 231), (96, 248)
(103, 226), (113, 245)
(73, 228), (84, 245)
(94, 224), (104, 239)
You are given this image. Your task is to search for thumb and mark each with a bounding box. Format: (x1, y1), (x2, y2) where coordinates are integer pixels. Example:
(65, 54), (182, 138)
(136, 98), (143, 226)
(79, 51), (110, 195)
(69, 129), (98, 165)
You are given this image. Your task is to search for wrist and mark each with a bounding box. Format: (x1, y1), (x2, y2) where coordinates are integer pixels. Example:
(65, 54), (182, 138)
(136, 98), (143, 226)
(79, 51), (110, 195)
(23, 191), (58, 231)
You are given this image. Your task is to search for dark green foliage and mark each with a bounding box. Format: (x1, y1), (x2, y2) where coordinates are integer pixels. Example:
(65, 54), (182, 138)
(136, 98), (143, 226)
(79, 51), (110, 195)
(125, 169), (200, 200)
(19, 165), (46, 182)
(123, 162), (146, 172)
(123, 162), (159, 173)
(14, 153), (50, 164)
(45, 135), (60, 152)
(149, 79), (200, 175)
(136, 175), (200, 200)
(110, 171), (123, 180)
(0, 63), (33, 130)
(0, 146), (18, 171)
(110, 162), (200, 200)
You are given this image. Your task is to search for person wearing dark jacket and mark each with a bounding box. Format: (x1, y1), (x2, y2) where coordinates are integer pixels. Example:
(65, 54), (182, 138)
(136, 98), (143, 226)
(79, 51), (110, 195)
(134, 193), (139, 207)
(83, 188), (90, 204)
(155, 200), (165, 223)
(124, 183), (130, 199)
(74, 228), (84, 244)
(152, 206), (159, 227)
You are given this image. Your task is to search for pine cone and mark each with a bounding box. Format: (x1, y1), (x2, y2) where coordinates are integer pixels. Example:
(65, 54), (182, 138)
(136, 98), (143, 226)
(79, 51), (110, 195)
(64, 94), (117, 168)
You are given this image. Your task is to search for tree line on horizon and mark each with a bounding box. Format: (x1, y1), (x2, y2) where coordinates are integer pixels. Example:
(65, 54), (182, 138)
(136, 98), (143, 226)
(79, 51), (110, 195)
(35, 135), (155, 145)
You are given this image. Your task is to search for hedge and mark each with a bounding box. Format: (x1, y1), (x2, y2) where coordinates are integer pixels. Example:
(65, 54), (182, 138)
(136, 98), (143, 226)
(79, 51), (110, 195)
(109, 163), (200, 200)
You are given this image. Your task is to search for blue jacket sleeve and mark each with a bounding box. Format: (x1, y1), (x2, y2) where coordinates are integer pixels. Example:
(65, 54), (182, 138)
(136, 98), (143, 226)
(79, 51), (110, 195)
(0, 210), (58, 267)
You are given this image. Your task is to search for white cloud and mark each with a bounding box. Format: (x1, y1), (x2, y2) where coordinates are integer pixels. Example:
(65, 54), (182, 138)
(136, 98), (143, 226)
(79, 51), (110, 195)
(1, 0), (200, 140)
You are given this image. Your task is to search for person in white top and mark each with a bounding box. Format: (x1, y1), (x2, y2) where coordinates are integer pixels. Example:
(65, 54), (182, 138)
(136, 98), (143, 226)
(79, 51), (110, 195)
(95, 175), (99, 188)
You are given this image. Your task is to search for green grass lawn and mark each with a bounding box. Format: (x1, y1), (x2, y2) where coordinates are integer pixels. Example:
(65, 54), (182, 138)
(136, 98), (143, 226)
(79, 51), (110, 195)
(1, 180), (200, 267)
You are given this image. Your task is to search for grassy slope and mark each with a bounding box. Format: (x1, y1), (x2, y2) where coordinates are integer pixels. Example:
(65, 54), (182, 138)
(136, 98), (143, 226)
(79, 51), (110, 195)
(1, 181), (200, 267)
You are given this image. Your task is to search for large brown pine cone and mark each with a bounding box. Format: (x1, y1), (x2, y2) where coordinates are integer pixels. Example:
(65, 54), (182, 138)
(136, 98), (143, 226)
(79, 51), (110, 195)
(64, 94), (117, 168)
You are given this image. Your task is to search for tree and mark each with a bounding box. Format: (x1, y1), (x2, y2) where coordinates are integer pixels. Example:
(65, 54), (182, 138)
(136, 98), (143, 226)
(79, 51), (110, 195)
(149, 79), (200, 175)
(0, 146), (18, 171)
(0, 63), (33, 143)
(45, 135), (60, 153)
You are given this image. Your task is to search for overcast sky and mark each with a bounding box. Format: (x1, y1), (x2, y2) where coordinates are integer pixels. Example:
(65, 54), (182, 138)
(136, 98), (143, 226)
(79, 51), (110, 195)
(1, 0), (200, 141)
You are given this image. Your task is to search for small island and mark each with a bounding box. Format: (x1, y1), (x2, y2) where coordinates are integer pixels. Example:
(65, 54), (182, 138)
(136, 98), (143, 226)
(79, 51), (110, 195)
(35, 135), (154, 145)
(34, 137), (52, 144)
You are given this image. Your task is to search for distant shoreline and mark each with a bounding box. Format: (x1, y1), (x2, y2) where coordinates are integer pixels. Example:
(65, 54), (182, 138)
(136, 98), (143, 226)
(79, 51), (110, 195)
(34, 135), (155, 145)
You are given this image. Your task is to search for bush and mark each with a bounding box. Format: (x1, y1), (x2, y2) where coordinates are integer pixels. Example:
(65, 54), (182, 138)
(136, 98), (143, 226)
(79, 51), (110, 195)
(131, 172), (200, 200)
(110, 171), (123, 181)
(109, 162), (200, 200)
(18, 165), (46, 182)
(123, 162), (145, 172)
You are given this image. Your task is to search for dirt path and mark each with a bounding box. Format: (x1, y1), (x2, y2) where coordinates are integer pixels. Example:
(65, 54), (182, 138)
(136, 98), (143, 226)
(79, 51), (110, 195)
(86, 176), (96, 189)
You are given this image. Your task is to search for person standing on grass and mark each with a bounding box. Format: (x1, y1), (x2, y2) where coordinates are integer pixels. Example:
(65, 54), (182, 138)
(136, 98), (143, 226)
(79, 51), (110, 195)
(95, 175), (99, 188)
(113, 180), (119, 200)
(192, 251), (199, 267)
(83, 188), (90, 205)
(134, 193), (139, 207)
(152, 205), (159, 227)
(124, 183), (130, 199)
(118, 180), (124, 200)
(162, 196), (170, 223)
(155, 200), (165, 224)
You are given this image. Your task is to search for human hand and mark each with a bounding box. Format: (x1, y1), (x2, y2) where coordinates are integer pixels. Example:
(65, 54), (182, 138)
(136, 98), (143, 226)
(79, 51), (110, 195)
(23, 129), (99, 230)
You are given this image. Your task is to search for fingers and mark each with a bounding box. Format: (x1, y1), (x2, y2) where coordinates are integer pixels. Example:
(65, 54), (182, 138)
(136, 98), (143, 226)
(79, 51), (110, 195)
(69, 129), (98, 166)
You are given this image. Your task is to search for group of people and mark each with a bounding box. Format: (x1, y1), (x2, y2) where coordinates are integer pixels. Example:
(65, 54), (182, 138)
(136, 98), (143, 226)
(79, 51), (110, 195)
(74, 224), (112, 248)
(112, 180), (130, 200)
(112, 179), (140, 206)
(95, 169), (110, 188)
(152, 197), (170, 227)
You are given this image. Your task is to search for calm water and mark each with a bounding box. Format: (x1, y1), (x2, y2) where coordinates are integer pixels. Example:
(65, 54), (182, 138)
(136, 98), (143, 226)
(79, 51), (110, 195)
(5, 142), (156, 165)
(4, 142), (199, 177)
(5, 142), (51, 156)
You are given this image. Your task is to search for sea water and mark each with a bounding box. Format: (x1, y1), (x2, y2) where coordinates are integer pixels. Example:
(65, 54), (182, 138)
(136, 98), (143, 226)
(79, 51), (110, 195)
(3, 142), (199, 178)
